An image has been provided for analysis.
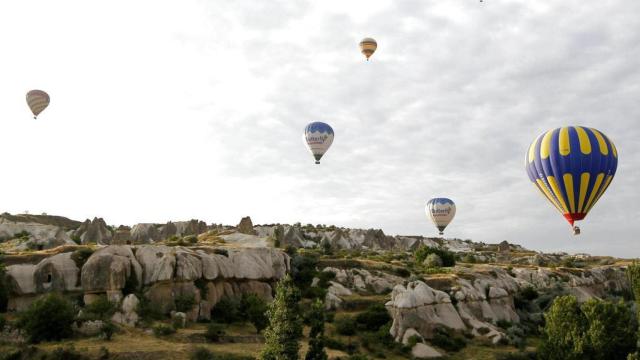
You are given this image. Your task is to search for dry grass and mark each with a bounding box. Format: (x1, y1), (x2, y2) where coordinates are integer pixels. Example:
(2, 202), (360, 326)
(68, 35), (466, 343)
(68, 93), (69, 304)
(36, 326), (264, 360)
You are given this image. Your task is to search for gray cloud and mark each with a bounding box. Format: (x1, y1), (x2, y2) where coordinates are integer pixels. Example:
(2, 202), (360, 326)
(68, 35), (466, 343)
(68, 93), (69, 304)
(200, 0), (640, 257)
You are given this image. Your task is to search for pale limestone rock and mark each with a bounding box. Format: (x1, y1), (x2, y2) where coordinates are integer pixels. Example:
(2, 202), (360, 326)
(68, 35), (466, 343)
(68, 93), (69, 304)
(34, 252), (79, 293)
(411, 343), (443, 359)
(328, 281), (352, 297)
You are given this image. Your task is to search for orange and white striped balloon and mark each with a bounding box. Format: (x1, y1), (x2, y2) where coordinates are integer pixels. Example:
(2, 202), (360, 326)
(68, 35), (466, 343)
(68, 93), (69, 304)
(359, 37), (377, 61)
(26, 90), (50, 119)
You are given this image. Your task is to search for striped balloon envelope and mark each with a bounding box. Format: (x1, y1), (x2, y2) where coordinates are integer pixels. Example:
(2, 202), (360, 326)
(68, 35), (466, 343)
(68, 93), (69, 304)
(359, 37), (377, 61)
(525, 126), (618, 235)
(426, 198), (456, 236)
(303, 122), (334, 164)
(26, 90), (50, 119)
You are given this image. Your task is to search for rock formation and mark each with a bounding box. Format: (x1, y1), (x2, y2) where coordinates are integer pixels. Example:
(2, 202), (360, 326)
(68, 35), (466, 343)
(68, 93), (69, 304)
(73, 217), (113, 245)
(4, 245), (290, 323)
(237, 216), (256, 235)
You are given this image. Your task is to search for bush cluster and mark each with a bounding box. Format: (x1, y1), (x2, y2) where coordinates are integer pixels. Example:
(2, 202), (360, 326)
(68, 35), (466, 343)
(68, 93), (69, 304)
(152, 323), (176, 337)
(414, 246), (456, 267)
(17, 293), (75, 343)
(205, 322), (226, 342)
(430, 327), (467, 352)
(539, 295), (638, 360)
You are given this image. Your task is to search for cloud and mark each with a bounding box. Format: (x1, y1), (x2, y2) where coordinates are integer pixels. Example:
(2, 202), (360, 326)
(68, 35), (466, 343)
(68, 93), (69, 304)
(0, 0), (638, 257)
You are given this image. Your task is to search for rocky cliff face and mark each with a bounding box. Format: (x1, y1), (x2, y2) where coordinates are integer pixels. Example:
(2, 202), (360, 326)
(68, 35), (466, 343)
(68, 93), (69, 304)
(0, 217), (76, 251)
(4, 245), (289, 323)
(385, 266), (627, 344)
(316, 262), (628, 345)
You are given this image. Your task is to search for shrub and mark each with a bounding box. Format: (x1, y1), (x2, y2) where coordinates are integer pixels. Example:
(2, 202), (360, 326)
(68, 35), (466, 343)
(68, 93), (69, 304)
(190, 347), (214, 360)
(97, 347), (110, 360)
(430, 327), (467, 352)
(211, 297), (241, 324)
(414, 246), (455, 267)
(628, 262), (640, 301)
(423, 254), (443, 268)
(71, 235), (82, 245)
(0, 314), (5, 330)
(291, 252), (320, 294)
(70, 248), (94, 269)
(46, 345), (89, 360)
(17, 293), (75, 343)
(136, 294), (164, 324)
(13, 231), (30, 240)
(325, 337), (347, 351)
(335, 316), (357, 336)
(325, 312), (335, 323)
(100, 321), (116, 341)
(355, 303), (391, 331)
(152, 323), (176, 337)
(241, 294), (268, 334)
(393, 268), (411, 278)
(462, 254), (477, 263)
(0, 258), (7, 312)
(175, 294), (196, 313)
(205, 322), (226, 342)
(316, 271), (336, 288)
(495, 352), (537, 360)
(82, 295), (116, 320)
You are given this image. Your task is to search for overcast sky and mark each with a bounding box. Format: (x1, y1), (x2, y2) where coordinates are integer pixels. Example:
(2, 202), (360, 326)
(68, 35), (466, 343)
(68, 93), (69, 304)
(1, 0), (638, 257)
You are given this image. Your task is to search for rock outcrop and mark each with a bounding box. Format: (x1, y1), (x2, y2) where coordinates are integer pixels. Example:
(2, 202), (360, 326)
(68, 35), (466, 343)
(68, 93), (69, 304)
(0, 218), (75, 251)
(4, 245), (290, 322)
(73, 217), (113, 245)
(237, 217), (256, 235)
(384, 265), (628, 345)
(130, 224), (161, 244)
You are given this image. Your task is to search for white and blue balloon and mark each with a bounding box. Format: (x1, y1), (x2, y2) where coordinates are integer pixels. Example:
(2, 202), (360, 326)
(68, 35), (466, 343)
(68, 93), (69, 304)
(426, 198), (456, 235)
(304, 122), (334, 164)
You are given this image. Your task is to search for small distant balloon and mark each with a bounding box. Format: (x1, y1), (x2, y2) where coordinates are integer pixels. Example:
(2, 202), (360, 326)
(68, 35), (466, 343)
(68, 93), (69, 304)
(359, 38), (377, 61)
(525, 126), (618, 235)
(26, 90), (50, 119)
(426, 198), (456, 235)
(304, 122), (334, 164)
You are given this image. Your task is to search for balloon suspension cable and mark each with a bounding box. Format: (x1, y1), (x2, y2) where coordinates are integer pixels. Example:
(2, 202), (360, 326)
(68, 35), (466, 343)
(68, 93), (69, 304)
(572, 226), (581, 236)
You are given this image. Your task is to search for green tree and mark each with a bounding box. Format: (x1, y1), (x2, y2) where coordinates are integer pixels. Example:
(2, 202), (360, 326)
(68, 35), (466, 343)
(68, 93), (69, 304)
(305, 299), (328, 360)
(538, 295), (587, 360)
(539, 295), (638, 360)
(241, 294), (269, 334)
(18, 293), (76, 343)
(260, 275), (303, 360)
(0, 256), (8, 312)
(581, 299), (638, 359)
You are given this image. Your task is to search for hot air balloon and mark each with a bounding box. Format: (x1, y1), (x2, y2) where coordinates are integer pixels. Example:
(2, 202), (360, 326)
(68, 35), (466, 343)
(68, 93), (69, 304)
(426, 198), (456, 235)
(525, 126), (618, 235)
(359, 38), (377, 61)
(304, 122), (334, 164)
(26, 90), (50, 119)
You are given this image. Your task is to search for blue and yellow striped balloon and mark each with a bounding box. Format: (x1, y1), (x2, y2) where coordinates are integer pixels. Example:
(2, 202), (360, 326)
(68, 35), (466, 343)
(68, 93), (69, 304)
(525, 126), (617, 234)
